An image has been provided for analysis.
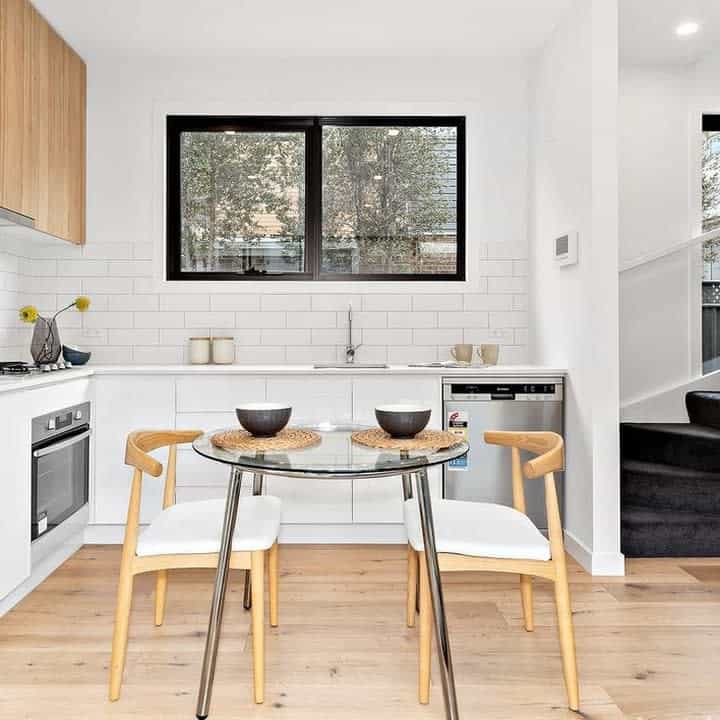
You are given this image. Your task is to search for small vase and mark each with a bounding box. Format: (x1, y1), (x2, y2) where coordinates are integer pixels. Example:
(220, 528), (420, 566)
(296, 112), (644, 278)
(30, 316), (61, 364)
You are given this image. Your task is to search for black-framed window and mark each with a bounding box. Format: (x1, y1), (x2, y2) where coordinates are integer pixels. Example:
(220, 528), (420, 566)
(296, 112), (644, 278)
(166, 115), (466, 281)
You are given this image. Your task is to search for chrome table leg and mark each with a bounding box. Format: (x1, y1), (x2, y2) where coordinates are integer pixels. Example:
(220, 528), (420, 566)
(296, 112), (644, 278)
(196, 467), (243, 719)
(243, 472), (264, 611)
(416, 467), (460, 720)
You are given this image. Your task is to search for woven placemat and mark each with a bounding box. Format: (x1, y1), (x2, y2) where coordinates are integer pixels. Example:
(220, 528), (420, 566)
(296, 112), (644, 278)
(211, 427), (321, 451)
(351, 427), (462, 451)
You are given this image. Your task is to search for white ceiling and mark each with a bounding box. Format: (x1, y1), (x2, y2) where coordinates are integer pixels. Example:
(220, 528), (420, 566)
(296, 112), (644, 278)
(32, 0), (573, 61)
(620, 0), (720, 67)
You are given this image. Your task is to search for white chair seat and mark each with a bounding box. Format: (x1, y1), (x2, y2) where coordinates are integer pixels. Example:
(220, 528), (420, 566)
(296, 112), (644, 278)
(404, 498), (551, 561)
(136, 496), (281, 557)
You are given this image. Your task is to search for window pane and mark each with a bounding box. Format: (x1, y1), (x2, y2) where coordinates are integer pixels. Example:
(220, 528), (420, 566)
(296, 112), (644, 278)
(180, 131), (305, 274)
(321, 125), (458, 275)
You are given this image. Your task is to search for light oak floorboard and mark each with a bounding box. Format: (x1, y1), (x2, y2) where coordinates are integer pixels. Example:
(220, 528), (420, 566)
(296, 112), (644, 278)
(1, 546), (720, 718)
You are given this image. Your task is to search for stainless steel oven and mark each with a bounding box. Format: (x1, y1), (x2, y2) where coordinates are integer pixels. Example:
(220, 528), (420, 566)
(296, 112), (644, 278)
(31, 402), (91, 541)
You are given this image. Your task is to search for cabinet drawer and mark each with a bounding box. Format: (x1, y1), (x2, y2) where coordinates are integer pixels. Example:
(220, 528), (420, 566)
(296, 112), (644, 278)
(266, 376), (352, 425)
(176, 376), (265, 412)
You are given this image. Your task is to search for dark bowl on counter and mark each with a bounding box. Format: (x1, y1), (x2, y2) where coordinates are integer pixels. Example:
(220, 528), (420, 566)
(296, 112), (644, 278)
(375, 404), (432, 439)
(62, 345), (92, 366)
(236, 402), (292, 438)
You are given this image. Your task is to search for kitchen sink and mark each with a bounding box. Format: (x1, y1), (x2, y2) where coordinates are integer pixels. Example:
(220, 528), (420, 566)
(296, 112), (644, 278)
(313, 362), (389, 369)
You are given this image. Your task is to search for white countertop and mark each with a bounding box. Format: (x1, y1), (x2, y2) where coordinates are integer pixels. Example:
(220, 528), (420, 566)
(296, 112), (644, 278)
(89, 363), (567, 377)
(0, 364), (566, 395)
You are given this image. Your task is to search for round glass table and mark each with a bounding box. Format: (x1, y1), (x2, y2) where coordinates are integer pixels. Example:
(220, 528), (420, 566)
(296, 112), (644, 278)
(192, 425), (469, 720)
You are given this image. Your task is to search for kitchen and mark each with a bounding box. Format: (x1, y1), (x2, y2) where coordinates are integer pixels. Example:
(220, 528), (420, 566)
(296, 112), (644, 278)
(1, 1), (718, 719)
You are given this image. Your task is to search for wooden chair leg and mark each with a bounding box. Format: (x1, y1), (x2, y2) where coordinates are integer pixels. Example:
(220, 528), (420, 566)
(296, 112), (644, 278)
(268, 541), (279, 628)
(418, 552), (431, 704)
(109, 567), (134, 700)
(406, 545), (418, 628)
(154, 570), (168, 627)
(251, 550), (265, 704)
(554, 571), (579, 710)
(519, 574), (534, 632)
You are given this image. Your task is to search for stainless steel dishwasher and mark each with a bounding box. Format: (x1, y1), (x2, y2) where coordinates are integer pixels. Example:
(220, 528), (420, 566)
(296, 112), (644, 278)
(443, 376), (564, 529)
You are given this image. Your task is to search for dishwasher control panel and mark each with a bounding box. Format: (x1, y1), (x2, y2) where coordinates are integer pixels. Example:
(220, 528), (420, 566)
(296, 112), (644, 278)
(443, 378), (563, 402)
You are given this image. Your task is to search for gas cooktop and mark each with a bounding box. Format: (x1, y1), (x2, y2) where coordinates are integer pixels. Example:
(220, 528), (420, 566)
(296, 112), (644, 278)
(0, 361), (75, 376)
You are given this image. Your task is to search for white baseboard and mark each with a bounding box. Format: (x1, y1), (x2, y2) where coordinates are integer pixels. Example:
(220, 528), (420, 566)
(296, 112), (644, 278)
(0, 533), (83, 617)
(84, 522), (408, 545)
(564, 529), (625, 576)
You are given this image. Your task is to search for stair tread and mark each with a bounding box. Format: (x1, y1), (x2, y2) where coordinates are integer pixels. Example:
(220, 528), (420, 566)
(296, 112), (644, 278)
(622, 459), (720, 481)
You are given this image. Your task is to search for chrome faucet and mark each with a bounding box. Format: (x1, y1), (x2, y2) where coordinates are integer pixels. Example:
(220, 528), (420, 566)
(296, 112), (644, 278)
(345, 304), (362, 363)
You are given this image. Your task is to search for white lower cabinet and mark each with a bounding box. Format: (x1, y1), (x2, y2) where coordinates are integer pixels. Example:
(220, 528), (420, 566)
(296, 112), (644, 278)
(93, 376), (175, 524)
(264, 477), (353, 524)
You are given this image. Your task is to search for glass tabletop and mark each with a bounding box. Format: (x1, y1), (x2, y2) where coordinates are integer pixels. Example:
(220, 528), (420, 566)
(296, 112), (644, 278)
(192, 424), (469, 479)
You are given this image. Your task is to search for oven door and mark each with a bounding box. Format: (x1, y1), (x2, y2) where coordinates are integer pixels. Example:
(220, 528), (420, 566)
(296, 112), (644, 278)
(31, 426), (90, 540)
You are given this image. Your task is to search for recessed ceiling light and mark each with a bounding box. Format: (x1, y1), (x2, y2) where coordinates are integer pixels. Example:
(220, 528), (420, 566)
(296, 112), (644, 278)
(676, 21), (700, 36)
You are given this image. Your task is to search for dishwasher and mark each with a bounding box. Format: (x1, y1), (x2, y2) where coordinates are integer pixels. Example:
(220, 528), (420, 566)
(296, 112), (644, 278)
(443, 376), (564, 530)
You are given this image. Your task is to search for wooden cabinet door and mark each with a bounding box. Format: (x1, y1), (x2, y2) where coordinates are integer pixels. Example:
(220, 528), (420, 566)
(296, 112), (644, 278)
(33, 15), (86, 245)
(0, 0), (36, 219)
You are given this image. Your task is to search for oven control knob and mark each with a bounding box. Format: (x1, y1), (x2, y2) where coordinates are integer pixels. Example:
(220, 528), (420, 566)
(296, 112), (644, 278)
(41, 364), (51, 372)
(47, 418), (56, 430)
(74, 410), (83, 420)
(49, 363), (58, 371)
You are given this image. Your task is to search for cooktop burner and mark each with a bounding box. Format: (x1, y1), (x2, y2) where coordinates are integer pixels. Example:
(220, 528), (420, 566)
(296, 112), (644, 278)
(0, 361), (33, 375)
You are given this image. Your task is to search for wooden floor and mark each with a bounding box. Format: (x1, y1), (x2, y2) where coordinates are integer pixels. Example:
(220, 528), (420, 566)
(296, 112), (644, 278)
(1, 546), (720, 719)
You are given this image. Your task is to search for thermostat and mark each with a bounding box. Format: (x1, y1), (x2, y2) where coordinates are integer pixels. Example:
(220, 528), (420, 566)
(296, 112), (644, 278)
(554, 231), (578, 267)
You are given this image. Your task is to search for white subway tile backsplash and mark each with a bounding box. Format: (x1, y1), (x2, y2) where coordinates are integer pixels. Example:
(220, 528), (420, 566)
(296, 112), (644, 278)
(338, 310), (387, 328)
(463, 328), (514, 345)
(463, 294), (513, 311)
(484, 242), (528, 260)
(362, 294), (411, 311)
(387, 345), (438, 364)
(488, 311), (528, 328)
(477, 260), (514, 277)
(513, 294), (529, 311)
(235, 311), (285, 328)
(31, 259), (58, 276)
(514, 328), (529, 345)
(311, 295), (362, 311)
(261, 328), (311, 345)
(81, 346), (134, 364)
(235, 346), (286, 365)
(362, 328), (412, 346)
(58, 259), (107, 277)
(83, 311), (134, 329)
(288, 311), (336, 328)
(133, 346), (184, 364)
(186, 311), (234, 328)
(387, 311), (435, 329)
(210, 294), (260, 312)
(134, 311), (184, 328)
(438, 311), (488, 328)
(261, 294), (311, 311)
(412, 328), (460, 346)
(160, 294), (211, 311)
(160, 328), (207, 346)
(108, 260), (153, 277)
(311, 328), (350, 345)
(513, 260), (529, 276)
(286, 345), (336, 364)
(108, 294), (160, 311)
(81, 243), (134, 260)
(412, 294), (463, 311)
(487, 277), (528, 294)
(83, 277), (134, 294)
(109, 328), (160, 346)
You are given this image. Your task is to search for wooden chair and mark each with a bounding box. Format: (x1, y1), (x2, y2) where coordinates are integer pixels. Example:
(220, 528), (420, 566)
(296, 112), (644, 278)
(404, 431), (578, 710)
(109, 430), (281, 704)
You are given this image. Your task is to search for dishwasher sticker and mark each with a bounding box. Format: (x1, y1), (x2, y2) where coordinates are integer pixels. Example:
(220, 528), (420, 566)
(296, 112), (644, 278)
(447, 410), (469, 471)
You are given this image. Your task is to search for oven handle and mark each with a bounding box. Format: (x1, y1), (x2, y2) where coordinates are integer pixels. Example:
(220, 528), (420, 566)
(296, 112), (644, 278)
(32, 428), (92, 458)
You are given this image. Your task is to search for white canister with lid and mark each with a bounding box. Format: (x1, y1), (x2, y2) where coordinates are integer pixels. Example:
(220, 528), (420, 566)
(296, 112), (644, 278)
(189, 337), (211, 364)
(212, 336), (235, 364)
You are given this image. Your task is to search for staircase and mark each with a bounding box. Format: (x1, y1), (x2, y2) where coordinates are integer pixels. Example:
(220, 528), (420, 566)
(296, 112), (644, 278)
(621, 392), (720, 557)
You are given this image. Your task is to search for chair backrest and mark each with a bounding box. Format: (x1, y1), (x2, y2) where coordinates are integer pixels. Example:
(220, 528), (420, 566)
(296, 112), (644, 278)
(484, 430), (565, 560)
(484, 430), (564, 479)
(125, 429), (203, 476)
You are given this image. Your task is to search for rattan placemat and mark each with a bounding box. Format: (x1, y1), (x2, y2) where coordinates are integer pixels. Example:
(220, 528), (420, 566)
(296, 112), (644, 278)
(351, 428), (462, 451)
(211, 427), (321, 451)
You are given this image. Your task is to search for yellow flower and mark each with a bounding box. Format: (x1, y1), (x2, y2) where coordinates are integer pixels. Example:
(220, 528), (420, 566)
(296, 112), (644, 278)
(19, 305), (39, 323)
(74, 296), (91, 312)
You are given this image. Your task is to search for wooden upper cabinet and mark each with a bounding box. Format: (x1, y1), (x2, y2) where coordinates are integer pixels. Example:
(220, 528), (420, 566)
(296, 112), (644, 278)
(0, 0), (86, 244)
(0, 0), (35, 219)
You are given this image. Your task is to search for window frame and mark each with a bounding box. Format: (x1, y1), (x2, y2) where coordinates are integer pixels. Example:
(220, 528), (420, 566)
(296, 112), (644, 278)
(166, 114), (466, 282)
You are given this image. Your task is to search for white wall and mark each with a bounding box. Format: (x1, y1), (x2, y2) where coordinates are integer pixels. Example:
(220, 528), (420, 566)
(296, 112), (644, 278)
(9, 56), (532, 366)
(529, 0), (622, 574)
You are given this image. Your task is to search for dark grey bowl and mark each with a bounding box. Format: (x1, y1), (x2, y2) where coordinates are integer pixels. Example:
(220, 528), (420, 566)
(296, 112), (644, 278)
(375, 404), (432, 439)
(62, 345), (91, 366)
(235, 403), (292, 438)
